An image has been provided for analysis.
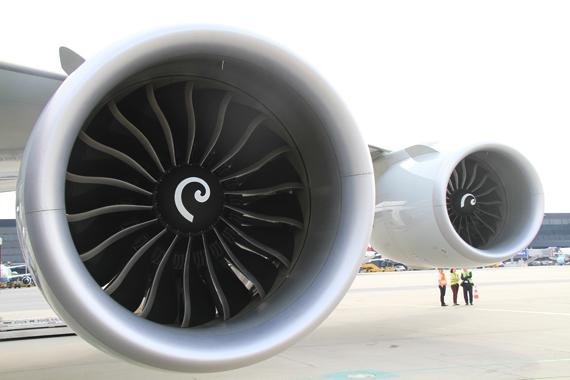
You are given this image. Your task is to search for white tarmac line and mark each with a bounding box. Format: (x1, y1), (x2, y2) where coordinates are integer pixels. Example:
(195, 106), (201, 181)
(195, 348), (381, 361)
(381, 304), (570, 316)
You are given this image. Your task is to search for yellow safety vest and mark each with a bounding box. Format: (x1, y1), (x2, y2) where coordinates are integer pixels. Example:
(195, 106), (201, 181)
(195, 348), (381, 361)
(461, 271), (473, 284)
(450, 272), (459, 285)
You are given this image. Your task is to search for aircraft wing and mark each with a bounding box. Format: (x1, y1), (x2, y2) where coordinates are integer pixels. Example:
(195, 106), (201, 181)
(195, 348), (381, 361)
(0, 63), (65, 192)
(6, 272), (26, 280)
(6, 264), (27, 270)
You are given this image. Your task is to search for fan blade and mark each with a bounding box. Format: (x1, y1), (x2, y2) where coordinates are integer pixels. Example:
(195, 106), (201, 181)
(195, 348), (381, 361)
(146, 84), (176, 167)
(141, 235), (179, 324)
(109, 100), (165, 172)
(66, 172), (152, 196)
(211, 114), (266, 172)
(78, 131), (156, 183)
(180, 237), (216, 327)
(225, 193), (303, 229)
(67, 205), (152, 222)
(220, 146), (291, 182)
(465, 162), (479, 190)
(221, 218), (291, 267)
(202, 235), (250, 319)
(214, 227), (277, 298)
(199, 92), (233, 166)
(80, 219), (157, 261)
(105, 229), (167, 295)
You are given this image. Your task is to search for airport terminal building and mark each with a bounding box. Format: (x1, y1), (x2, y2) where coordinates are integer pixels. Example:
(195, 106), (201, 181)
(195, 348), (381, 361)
(528, 213), (570, 249)
(0, 219), (21, 264)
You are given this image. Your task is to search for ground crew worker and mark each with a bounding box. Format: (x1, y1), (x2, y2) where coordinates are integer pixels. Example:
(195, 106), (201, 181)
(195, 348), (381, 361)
(438, 269), (448, 306)
(449, 268), (460, 305)
(461, 268), (474, 305)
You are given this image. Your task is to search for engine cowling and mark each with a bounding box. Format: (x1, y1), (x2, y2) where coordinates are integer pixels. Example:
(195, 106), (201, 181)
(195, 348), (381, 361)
(370, 142), (544, 268)
(16, 26), (374, 372)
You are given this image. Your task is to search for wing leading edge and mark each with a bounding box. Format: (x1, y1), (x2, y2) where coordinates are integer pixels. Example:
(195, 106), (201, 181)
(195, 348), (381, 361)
(0, 62), (65, 192)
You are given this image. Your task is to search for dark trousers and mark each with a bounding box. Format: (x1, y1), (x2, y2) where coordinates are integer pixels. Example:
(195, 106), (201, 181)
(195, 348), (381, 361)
(451, 284), (459, 304)
(439, 286), (446, 305)
(463, 283), (473, 304)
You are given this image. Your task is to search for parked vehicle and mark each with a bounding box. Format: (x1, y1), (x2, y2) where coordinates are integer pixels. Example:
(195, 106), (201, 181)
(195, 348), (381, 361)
(360, 263), (383, 273)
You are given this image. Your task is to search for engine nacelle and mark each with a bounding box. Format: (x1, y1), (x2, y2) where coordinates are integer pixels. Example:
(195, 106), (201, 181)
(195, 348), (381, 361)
(16, 26), (374, 372)
(370, 142), (544, 268)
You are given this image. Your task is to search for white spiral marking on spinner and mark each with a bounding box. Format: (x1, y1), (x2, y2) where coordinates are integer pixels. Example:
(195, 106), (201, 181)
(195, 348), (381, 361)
(174, 177), (211, 222)
(460, 193), (476, 208)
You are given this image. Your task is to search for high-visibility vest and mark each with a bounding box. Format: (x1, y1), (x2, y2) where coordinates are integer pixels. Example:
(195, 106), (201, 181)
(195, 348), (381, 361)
(461, 271), (473, 283)
(438, 272), (447, 286)
(450, 272), (459, 285)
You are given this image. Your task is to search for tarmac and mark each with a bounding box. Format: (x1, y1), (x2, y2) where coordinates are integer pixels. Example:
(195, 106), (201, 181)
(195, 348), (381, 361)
(1, 265), (569, 380)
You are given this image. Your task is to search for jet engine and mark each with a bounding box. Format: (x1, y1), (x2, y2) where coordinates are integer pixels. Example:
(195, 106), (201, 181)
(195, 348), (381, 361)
(16, 26), (375, 372)
(370, 142), (544, 268)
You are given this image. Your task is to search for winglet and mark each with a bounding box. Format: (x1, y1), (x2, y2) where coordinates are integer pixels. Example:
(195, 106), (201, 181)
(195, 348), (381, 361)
(59, 47), (86, 75)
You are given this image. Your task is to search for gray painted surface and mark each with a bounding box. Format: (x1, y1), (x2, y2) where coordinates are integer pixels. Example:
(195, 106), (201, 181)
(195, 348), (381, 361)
(1, 266), (569, 379)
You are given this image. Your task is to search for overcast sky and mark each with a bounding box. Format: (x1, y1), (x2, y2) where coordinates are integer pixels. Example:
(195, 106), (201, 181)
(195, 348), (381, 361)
(1, 1), (569, 218)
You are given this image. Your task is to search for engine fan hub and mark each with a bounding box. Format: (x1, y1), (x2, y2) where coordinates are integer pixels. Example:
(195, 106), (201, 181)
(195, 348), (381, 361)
(450, 189), (477, 216)
(154, 165), (224, 236)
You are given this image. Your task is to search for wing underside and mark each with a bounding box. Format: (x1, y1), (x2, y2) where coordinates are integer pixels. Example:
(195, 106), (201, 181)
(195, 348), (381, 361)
(0, 62), (65, 192)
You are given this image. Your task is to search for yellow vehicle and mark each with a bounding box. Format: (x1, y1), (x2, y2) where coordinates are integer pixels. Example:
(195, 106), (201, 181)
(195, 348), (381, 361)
(0, 278), (35, 288)
(360, 263), (384, 272)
